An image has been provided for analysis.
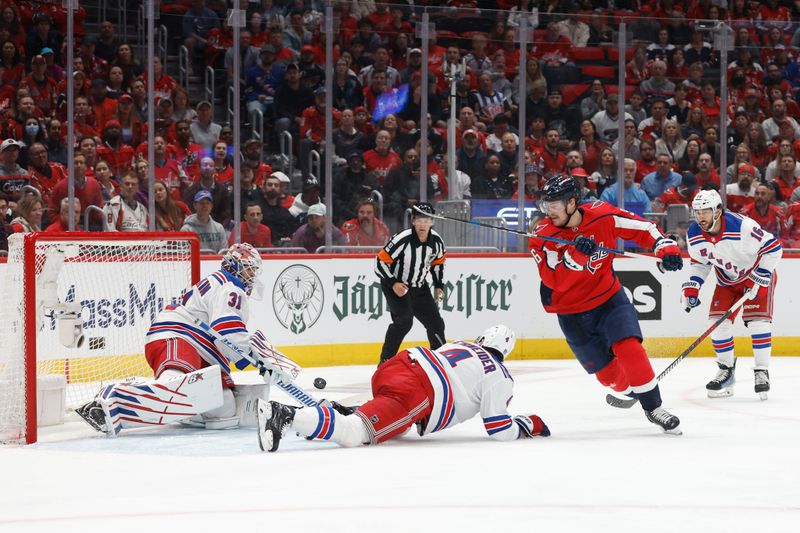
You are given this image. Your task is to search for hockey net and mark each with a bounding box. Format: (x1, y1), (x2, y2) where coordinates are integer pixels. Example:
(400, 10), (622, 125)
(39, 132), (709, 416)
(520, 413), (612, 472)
(0, 232), (199, 445)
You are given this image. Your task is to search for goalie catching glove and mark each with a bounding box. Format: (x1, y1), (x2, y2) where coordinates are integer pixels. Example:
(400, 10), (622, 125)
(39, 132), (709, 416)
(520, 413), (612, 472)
(513, 415), (551, 438)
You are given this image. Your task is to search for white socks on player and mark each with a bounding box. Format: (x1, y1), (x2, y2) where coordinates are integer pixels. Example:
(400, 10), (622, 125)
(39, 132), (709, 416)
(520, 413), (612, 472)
(291, 405), (370, 447)
(748, 320), (772, 371)
(711, 319), (735, 367)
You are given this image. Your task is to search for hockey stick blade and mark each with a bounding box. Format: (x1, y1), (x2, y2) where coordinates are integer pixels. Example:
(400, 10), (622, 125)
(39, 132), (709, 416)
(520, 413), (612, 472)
(604, 292), (751, 409)
(606, 394), (638, 409)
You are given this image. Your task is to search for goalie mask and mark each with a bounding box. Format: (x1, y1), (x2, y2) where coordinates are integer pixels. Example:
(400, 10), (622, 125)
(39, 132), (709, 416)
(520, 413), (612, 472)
(222, 243), (263, 297)
(476, 325), (516, 360)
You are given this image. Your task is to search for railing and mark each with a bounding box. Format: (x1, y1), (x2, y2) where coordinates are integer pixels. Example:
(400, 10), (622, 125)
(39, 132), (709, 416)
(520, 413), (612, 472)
(315, 246), (383, 254)
(431, 200), (471, 247)
(256, 247), (310, 254)
(251, 108), (264, 142)
(471, 217), (508, 252)
(308, 149), (321, 182)
(204, 66), (215, 105)
(370, 190), (384, 221)
(279, 130), (293, 177)
(178, 45), (189, 88)
(158, 24), (167, 65)
(136, 4), (144, 54)
(118, 0), (128, 42)
(226, 85), (234, 125)
(84, 205), (108, 232)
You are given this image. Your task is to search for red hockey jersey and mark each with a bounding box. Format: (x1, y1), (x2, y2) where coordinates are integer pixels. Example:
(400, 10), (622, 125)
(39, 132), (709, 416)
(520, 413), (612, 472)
(529, 201), (666, 314)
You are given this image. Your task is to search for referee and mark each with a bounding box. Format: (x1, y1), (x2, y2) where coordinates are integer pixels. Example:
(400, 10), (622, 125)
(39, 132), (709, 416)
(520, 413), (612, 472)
(375, 202), (447, 364)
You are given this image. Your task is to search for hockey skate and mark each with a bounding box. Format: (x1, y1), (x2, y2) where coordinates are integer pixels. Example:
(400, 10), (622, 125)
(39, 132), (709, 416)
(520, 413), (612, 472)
(257, 399), (296, 452)
(645, 407), (682, 435)
(754, 369), (770, 401)
(75, 400), (114, 436)
(706, 360), (736, 398)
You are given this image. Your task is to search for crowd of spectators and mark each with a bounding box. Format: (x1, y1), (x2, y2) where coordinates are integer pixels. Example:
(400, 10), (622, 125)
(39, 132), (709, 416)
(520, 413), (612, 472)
(2, 0), (800, 253)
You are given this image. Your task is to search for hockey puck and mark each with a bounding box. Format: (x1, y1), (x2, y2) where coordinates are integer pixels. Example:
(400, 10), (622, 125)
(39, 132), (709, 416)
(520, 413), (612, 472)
(314, 377), (327, 390)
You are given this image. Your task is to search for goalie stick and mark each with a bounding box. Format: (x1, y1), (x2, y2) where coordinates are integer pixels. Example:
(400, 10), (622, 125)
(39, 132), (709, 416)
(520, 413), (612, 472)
(412, 205), (660, 262)
(606, 291), (752, 408)
(191, 318), (321, 408)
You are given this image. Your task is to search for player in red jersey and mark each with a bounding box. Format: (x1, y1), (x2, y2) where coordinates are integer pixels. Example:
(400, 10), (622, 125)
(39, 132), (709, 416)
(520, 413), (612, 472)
(529, 175), (684, 433)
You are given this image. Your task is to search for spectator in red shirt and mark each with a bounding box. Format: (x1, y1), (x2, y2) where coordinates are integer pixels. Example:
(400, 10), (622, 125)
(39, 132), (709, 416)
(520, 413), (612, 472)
(0, 41), (25, 98)
(743, 183), (785, 237)
(45, 196), (83, 232)
(538, 127), (566, 177)
(341, 198), (391, 246)
(695, 152), (721, 190)
(172, 119), (204, 179)
(772, 153), (800, 201)
(362, 69), (389, 114)
(61, 95), (98, 145)
(784, 200), (800, 247)
(363, 129), (402, 185)
(635, 139), (657, 183)
(656, 171), (699, 212)
(725, 163), (756, 213)
(20, 54), (57, 117)
(230, 202), (272, 248)
(96, 119), (135, 177)
(89, 78), (119, 130)
(48, 152), (104, 229)
(538, 22), (573, 69)
(26, 142), (66, 203)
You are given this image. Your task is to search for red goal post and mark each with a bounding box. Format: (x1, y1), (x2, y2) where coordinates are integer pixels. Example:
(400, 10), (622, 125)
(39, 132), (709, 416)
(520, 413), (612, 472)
(0, 232), (200, 445)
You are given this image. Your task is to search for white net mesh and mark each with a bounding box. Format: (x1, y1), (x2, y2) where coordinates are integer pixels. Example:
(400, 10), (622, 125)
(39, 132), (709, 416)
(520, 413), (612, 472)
(0, 233), (196, 444)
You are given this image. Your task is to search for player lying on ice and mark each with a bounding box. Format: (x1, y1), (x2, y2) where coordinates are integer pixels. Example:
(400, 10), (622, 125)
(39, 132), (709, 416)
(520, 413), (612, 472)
(76, 243), (282, 436)
(257, 325), (550, 452)
(682, 189), (782, 399)
(529, 174), (684, 434)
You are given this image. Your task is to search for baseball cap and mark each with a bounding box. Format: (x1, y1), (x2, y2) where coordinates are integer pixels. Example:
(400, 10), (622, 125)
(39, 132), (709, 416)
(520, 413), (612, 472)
(1, 139), (22, 151)
(409, 48), (422, 55)
(118, 93), (133, 102)
(285, 63), (300, 72)
(104, 119), (121, 129)
(301, 45), (314, 53)
(260, 44), (277, 54)
(270, 171), (290, 183)
(462, 128), (478, 139)
(40, 47), (54, 56)
(314, 86), (326, 96)
(738, 163), (755, 175)
(570, 167), (590, 178)
(606, 93), (619, 102)
(307, 203), (326, 217)
(193, 189), (213, 203)
(348, 149), (364, 160)
(196, 100), (213, 110)
(681, 171), (698, 190)
(31, 55), (46, 65)
(303, 178), (320, 190)
(354, 106), (368, 114)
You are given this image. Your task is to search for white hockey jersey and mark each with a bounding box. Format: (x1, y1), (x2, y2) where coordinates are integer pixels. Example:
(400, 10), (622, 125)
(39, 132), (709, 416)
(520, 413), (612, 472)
(686, 212), (783, 287)
(408, 341), (523, 441)
(146, 270), (250, 376)
(103, 196), (149, 232)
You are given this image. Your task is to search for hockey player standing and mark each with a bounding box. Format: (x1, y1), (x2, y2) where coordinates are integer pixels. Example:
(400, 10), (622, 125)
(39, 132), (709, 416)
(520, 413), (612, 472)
(682, 190), (782, 399)
(258, 325), (550, 452)
(529, 175), (684, 433)
(76, 243), (273, 436)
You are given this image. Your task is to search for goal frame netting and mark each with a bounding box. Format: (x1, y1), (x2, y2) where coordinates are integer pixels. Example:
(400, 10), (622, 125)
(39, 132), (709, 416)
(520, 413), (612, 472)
(1, 232), (199, 445)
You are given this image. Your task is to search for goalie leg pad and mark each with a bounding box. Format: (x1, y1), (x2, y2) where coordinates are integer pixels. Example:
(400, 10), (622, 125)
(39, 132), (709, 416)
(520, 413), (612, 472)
(97, 366), (224, 434)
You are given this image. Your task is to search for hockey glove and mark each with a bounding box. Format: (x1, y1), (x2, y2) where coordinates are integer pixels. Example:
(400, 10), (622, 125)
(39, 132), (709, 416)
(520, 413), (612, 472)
(513, 415), (551, 438)
(562, 236), (597, 271)
(744, 268), (771, 300)
(681, 279), (702, 312)
(654, 237), (683, 272)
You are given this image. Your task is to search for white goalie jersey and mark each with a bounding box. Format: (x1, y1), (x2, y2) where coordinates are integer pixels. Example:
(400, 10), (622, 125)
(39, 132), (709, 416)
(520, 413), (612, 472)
(407, 341), (523, 441)
(147, 270), (251, 377)
(686, 212), (783, 286)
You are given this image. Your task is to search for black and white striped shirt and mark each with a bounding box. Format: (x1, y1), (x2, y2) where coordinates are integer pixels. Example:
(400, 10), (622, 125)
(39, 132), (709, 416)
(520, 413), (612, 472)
(375, 228), (446, 288)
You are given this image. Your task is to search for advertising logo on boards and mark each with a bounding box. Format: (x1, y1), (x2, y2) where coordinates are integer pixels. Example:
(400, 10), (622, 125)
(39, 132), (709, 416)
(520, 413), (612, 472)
(272, 265), (324, 334)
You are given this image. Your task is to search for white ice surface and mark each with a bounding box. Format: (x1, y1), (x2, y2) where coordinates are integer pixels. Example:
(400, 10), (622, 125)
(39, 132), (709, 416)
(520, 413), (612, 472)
(1, 357), (799, 533)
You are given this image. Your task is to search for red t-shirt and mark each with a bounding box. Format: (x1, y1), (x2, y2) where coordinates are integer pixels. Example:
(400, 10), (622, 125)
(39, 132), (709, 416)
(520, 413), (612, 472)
(742, 203), (784, 237)
(363, 149), (402, 185)
(230, 222), (272, 248)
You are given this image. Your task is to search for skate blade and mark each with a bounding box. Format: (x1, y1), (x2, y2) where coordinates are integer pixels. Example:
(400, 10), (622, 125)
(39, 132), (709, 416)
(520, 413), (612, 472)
(256, 399), (273, 452)
(663, 427), (683, 436)
(707, 388), (734, 398)
(758, 391), (768, 401)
